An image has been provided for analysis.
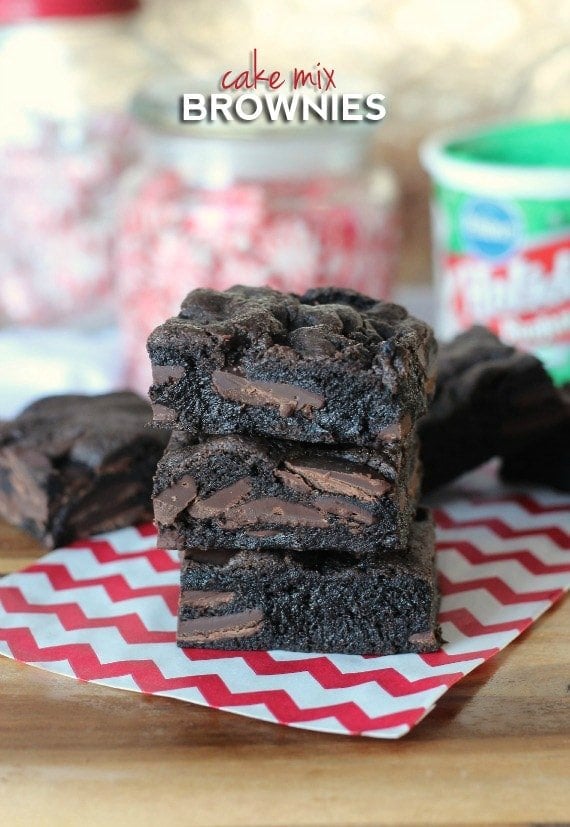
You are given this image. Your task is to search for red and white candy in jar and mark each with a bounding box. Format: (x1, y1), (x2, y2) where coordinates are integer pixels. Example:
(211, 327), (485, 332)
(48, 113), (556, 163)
(116, 80), (401, 393)
(0, 0), (147, 327)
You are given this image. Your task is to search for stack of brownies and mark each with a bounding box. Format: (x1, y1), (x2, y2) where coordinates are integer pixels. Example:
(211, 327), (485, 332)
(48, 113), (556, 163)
(147, 285), (441, 655)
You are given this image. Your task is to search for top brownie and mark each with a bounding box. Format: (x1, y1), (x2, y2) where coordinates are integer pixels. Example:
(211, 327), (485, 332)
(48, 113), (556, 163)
(147, 286), (436, 447)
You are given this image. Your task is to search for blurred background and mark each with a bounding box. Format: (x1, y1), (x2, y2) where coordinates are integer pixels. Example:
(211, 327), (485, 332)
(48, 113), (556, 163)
(0, 0), (568, 414)
(144, 0), (570, 282)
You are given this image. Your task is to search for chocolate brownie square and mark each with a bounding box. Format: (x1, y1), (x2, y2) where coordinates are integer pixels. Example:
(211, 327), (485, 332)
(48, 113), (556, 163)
(0, 392), (169, 548)
(419, 327), (569, 493)
(147, 286), (436, 447)
(176, 508), (440, 655)
(154, 431), (421, 557)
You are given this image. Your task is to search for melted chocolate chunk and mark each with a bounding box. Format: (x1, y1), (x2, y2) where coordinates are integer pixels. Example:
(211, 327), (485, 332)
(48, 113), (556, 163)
(212, 370), (325, 417)
(151, 403), (177, 424)
(284, 461), (391, 501)
(153, 475), (197, 525)
(152, 364), (185, 384)
(188, 479), (252, 519)
(179, 589), (235, 610)
(227, 497), (329, 528)
(177, 609), (264, 643)
(274, 468), (312, 494)
(313, 496), (376, 526)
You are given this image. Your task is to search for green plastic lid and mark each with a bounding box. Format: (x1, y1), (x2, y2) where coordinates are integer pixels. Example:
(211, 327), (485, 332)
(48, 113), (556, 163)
(447, 120), (570, 169)
(421, 119), (570, 199)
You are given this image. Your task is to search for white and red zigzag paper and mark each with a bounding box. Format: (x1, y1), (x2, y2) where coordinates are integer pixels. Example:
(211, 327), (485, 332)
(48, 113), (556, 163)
(0, 465), (568, 738)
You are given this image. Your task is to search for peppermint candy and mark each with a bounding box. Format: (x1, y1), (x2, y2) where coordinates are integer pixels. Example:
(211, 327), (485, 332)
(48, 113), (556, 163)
(0, 114), (135, 325)
(116, 170), (400, 394)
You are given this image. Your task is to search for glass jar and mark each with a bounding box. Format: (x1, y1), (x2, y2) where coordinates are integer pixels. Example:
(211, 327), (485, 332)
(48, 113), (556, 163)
(0, 0), (152, 327)
(117, 80), (400, 393)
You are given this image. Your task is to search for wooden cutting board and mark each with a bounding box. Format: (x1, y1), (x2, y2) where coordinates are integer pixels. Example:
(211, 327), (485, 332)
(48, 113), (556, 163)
(0, 519), (568, 827)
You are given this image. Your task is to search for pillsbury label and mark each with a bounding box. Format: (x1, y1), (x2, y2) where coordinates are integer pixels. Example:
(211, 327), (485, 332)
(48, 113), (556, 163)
(460, 198), (522, 260)
(431, 185), (570, 384)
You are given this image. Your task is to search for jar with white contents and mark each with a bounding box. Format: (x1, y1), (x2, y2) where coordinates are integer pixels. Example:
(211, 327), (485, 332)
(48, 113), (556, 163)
(117, 80), (400, 393)
(0, 0), (152, 327)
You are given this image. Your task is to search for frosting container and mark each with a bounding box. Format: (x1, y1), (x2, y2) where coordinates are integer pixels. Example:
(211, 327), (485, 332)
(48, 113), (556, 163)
(421, 119), (570, 384)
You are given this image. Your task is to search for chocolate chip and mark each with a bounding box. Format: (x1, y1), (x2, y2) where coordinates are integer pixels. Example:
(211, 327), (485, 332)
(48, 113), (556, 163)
(177, 609), (264, 643)
(154, 475), (197, 524)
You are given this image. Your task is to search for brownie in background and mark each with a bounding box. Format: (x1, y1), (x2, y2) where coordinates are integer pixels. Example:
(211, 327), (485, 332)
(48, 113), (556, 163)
(0, 392), (169, 548)
(501, 386), (570, 492)
(419, 327), (568, 493)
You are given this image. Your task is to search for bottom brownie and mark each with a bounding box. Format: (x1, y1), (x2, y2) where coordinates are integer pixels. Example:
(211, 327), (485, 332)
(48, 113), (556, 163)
(177, 509), (440, 656)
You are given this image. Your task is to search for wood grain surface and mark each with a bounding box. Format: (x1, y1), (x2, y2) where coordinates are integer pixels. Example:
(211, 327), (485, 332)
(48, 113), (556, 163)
(0, 519), (568, 827)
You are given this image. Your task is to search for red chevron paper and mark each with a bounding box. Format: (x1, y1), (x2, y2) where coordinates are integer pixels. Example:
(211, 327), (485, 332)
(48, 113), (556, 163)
(0, 464), (568, 738)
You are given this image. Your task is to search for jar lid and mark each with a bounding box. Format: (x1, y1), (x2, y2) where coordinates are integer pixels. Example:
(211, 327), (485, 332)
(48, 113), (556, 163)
(0, 0), (139, 23)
